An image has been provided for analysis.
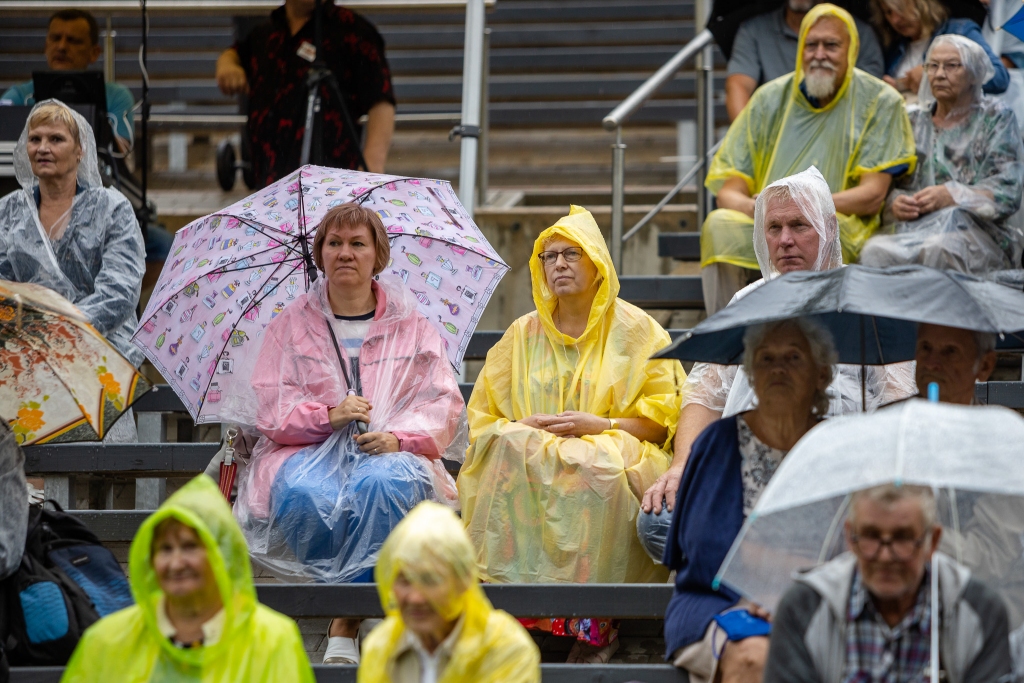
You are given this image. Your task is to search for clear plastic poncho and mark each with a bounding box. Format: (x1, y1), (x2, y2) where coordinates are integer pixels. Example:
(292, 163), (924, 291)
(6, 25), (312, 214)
(0, 99), (145, 366)
(860, 35), (1024, 274)
(359, 502), (541, 683)
(234, 275), (467, 583)
(61, 475), (316, 683)
(701, 4), (917, 268)
(0, 419), (27, 581)
(685, 167), (916, 417)
(459, 206), (685, 584)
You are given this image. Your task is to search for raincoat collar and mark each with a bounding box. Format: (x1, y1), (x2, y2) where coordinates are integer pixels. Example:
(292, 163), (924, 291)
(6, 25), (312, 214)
(128, 474), (257, 667)
(529, 205), (619, 344)
(794, 4), (861, 113)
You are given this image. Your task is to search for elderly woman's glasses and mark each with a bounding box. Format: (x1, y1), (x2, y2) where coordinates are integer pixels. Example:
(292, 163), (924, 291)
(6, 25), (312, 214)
(850, 531), (928, 561)
(925, 61), (964, 75)
(538, 247), (584, 266)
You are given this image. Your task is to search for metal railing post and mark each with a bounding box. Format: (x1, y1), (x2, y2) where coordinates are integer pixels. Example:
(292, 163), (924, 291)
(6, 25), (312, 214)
(610, 126), (626, 272)
(104, 15), (116, 83)
(476, 27), (491, 209)
(695, 0), (714, 225)
(457, 0), (485, 217)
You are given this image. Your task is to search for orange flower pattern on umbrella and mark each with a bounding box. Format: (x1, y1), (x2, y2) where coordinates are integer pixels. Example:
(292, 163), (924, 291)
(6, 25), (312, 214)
(11, 401), (45, 444)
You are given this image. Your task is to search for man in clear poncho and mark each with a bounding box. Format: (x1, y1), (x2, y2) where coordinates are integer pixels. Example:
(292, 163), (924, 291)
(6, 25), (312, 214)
(861, 34), (1024, 274)
(0, 100), (145, 442)
(458, 205), (684, 657)
(60, 474), (315, 683)
(641, 167), (916, 540)
(359, 501), (541, 683)
(701, 3), (917, 313)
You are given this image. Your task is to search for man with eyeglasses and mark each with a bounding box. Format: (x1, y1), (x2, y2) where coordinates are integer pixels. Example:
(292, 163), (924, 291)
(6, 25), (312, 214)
(765, 483), (1011, 682)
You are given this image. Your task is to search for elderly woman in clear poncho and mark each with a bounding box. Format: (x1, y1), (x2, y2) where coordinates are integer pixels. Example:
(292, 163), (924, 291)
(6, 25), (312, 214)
(640, 167), (916, 543)
(233, 204), (466, 665)
(861, 34), (1024, 273)
(458, 206), (684, 662)
(0, 100), (144, 442)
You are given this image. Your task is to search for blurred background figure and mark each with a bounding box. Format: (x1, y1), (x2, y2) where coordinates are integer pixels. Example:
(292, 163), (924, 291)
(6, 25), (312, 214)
(358, 501), (540, 683)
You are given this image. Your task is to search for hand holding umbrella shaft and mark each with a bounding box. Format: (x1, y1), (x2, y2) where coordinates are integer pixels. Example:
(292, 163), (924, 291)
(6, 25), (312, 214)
(329, 395), (372, 429)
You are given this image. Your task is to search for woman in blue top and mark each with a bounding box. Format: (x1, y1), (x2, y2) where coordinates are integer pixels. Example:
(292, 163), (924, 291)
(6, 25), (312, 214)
(870, 0), (1009, 95)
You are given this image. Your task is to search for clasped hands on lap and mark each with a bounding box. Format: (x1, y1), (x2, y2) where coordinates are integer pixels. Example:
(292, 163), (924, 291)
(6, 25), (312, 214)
(518, 411), (610, 437)
(328, 394), (399, 454)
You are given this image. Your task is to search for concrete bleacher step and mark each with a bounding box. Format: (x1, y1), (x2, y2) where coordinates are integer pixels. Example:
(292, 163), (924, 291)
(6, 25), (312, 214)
(657, 232), (701, 261)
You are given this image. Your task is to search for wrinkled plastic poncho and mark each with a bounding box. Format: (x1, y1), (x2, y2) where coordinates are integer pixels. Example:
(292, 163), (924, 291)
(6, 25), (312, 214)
(234, 275), (466, 582)
(0, 99), (145, 366)
(359, 502), (541, 683)
(861, 35), (1024, 274)
(685, 168), (916, 417)
(0, 419), (27, 581)
(701, 4), (917, 268)
(60, 475), (315, 683)
(459, 206), (685, 584)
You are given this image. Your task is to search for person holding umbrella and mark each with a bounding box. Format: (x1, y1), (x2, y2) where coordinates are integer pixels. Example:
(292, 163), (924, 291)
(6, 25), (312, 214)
(233, 204), (466, 666)
(909, 323), (996, 404)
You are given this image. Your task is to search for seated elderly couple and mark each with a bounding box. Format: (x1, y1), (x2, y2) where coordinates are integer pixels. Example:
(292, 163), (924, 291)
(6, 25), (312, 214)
(637, 168), (1009, 682)
(229, 201), (684, 666)
(701, 3), (1024, 314)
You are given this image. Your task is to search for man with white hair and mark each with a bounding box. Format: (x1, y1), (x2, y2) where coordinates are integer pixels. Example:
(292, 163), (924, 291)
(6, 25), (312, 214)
(765, 484), (1012, 682)
(702, 3), (916, 314)
(639, 167), (915, 529)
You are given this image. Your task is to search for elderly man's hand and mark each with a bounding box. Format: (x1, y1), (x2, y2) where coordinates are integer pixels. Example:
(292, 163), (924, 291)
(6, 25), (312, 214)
(216, 63), (249, 96)
(913, 185), (955, 215)
(891, 194), (921, 221)
(641, 465), (685, 514)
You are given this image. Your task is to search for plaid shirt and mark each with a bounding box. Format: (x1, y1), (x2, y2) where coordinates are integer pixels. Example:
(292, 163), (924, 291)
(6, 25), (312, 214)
(843, 569), (932, 683)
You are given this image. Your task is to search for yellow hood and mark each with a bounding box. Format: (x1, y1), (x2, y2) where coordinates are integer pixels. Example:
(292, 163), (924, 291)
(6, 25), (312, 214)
(795, 4), (860, 111)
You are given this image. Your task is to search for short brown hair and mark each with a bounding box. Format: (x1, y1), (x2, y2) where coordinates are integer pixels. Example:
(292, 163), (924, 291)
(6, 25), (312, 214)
(49, 9), (99, 46)
(28, 101), (83, 149)
(312, 203), (390, 276)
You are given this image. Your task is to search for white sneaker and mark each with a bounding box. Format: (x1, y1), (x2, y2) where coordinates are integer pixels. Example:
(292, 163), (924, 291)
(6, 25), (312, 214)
(323, 636), (360, 665)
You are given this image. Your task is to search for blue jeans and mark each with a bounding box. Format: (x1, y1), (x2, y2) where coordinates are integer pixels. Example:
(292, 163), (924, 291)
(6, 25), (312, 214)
(636, 507), (673, 563)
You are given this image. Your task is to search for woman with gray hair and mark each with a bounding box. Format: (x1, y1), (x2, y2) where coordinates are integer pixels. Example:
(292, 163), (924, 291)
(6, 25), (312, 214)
(655, 317), (835, 683)
(862, 33), (1024, 274)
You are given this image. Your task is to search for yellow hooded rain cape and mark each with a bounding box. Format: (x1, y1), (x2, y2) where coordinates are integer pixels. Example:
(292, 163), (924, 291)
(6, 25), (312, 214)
(60, 475), (315, 683)
(701, 3), (916, 267)
(458, 206), (684, 584)
(359, 501), (541, 683)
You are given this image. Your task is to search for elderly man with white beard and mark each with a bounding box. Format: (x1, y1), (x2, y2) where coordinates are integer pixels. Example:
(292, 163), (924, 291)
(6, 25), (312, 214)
(699, 3), (917, 315)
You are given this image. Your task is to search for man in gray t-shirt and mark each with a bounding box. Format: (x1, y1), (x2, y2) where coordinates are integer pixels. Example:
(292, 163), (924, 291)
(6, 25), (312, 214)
(725, 0), (884, 120)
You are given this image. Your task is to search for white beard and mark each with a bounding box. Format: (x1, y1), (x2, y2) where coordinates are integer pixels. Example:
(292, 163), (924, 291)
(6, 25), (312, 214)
(804, 69), (838, 100)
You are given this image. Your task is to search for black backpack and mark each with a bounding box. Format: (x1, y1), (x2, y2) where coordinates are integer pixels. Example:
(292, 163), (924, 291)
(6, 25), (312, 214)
(0, 501), (133, 666)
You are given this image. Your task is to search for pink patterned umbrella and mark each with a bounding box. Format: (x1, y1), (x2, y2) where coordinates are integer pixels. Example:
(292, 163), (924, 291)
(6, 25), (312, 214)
(132, 166), (508, 423)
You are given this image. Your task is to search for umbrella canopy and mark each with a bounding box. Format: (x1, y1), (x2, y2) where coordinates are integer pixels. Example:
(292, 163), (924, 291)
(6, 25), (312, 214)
(0, 280), (150, 445)
(654, 264), (1024, 365)
(714, 400), (1024, 631)
(1004, 2), (1024, 42)
(132, 166), (508, 424)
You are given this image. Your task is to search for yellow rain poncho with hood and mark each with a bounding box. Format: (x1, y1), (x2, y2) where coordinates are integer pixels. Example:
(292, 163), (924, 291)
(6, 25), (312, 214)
(60, 475), (315, 683)
(701, 3), (916, 267)
(458, 206), (685, 584)
(359, 502), (541, 683)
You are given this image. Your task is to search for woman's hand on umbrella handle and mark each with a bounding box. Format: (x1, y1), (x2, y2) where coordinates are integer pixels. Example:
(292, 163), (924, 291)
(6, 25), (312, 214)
(329, 395), (372, 430)
(356, 431), (400, 455)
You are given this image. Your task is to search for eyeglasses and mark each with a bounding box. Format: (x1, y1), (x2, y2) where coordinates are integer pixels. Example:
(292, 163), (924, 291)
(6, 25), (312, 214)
(850, 531), (928, 561)
(925, 61), (964, 74)
(538, 247), (584, 267)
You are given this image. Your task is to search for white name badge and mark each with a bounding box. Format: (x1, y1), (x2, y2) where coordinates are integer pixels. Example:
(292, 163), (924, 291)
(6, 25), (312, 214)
(297, 41), (317, 62)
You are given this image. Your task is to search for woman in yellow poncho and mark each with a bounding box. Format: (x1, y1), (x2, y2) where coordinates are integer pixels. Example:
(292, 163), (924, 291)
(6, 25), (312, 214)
(60, 475), (315, 683)
(358, 501), (540, 683)
(458, 205), (684, 660)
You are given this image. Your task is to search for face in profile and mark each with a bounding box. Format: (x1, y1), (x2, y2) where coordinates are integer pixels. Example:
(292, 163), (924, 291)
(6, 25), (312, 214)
(151, 520), (217, 601)
(539, 236), (600, 299)
(882, 0), (923, 39)
(27, 121), (81, 181)
(321, 223), (378, 290)
(764, 194), (821, 273)
(748, 324), (828, 409)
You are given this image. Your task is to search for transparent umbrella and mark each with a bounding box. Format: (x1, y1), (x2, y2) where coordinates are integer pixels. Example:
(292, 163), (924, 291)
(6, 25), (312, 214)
(715, 400), (1024, 681)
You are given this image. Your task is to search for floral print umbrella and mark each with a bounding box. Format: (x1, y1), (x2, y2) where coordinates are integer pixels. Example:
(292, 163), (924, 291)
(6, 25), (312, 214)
(133, 165), (508, 424)
(0, 280), (151, 445)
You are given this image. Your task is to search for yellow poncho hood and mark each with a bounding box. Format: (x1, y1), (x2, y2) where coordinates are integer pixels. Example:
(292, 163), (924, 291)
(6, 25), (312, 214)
(61, 475), (315, 683)
(359, 502), (540, 683)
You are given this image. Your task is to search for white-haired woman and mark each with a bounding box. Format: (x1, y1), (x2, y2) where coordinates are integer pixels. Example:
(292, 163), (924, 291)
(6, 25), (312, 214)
(659, 317), (836, 683)
(862, 33), (1024, 274)
(0, 99), (145, 441)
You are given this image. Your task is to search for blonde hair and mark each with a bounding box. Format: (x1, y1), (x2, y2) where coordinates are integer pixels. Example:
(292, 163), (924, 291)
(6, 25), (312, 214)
(312, 203), (390, 276)
(28, 101), (82, 149)
(871, 0), (947, 48)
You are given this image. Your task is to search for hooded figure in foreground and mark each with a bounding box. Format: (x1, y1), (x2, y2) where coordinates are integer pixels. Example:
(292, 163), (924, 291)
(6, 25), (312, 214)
(459, 205), (684, 659)
(358, 501), (540, 683)
(60, 474), (314, 682)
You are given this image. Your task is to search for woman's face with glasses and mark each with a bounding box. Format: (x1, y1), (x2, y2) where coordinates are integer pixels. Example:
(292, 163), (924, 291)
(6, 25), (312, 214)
(538, 237), (599, 299)
(925, 43), (970, 104)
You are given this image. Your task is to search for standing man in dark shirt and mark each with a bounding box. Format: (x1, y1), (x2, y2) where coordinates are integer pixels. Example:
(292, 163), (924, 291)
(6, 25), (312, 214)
(215, 0), (396, 186)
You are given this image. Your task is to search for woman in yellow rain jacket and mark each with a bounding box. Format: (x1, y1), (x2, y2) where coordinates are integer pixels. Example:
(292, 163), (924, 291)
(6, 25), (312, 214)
(359, 501), (540, 683)
(458, 205), (684, 660)
(60, 475), (315, 683)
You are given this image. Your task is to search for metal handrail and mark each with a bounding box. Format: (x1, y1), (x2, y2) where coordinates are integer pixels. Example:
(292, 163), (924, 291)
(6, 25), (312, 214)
(620, 138), (721, 243)
(4, 0), (494, 13)
(602, 29), (713, 132)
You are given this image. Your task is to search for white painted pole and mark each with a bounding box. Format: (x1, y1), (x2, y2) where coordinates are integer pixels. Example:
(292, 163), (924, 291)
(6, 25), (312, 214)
(457, 0), (485, 216)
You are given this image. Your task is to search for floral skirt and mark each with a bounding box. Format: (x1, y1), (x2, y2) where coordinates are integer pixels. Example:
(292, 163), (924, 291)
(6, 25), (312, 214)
(519, 617), (618, 647)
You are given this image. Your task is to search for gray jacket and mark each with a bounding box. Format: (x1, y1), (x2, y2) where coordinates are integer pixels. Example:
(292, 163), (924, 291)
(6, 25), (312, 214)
(0, 419), (27, 580)
(764, 552), (1012, 683)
